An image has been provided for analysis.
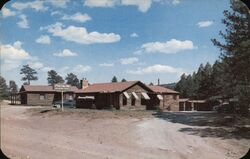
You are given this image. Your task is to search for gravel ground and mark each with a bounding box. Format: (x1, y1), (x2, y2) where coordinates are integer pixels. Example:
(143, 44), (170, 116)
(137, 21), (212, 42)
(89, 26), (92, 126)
(1, 102), (249, 159)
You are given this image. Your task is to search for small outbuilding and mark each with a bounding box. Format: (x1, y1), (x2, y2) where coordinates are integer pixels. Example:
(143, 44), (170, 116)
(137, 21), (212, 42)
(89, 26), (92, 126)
(19, 85), (78, 106)
(147, 85), (180, 111)
(179, 99), (213, 111)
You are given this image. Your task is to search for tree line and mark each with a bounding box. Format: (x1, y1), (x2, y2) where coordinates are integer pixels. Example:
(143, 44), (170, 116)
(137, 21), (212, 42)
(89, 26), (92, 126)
(175, 0), (250, 114)
(0, 65), (129, 100)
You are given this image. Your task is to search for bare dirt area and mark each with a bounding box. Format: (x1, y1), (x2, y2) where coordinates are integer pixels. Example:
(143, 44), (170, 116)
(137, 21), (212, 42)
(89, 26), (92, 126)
(1, 101), (250, 159)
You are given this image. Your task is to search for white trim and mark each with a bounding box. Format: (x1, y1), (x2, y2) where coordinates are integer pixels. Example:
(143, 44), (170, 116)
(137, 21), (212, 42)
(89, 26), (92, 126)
(78, 96), (95, 99)
(141, 92), (150, 100)
(157, 94), (163, 100)
(123, 91), (130, 99)
(132, 92), (139, 100)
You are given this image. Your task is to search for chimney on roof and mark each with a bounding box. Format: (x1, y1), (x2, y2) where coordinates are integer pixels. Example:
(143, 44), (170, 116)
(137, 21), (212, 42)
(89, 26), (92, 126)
(80, 78), (89, 90)
(158, 78), (160, 86)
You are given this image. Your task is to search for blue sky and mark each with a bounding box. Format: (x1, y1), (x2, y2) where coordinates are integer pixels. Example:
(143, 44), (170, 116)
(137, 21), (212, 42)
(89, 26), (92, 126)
(1, 0), (230, 87)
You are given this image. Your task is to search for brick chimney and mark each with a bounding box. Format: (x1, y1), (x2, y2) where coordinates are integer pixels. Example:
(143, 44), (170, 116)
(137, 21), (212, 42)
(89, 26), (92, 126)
(80, 78), (89, 89)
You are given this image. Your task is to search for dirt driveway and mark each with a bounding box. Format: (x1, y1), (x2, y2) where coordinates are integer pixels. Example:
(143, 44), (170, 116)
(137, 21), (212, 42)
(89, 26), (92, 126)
(1, 103), (250, 159)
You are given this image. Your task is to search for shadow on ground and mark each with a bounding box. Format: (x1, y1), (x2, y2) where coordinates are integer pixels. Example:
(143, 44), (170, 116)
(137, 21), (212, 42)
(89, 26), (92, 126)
(153, 111), (250, 139)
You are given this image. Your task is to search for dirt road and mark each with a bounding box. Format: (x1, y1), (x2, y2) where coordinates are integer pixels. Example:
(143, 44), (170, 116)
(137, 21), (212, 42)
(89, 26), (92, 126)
(1, 103), (249, 159)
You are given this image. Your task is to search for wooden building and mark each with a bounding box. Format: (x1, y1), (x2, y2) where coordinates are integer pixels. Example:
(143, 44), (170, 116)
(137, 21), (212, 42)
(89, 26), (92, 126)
(19, 85), (78, 106)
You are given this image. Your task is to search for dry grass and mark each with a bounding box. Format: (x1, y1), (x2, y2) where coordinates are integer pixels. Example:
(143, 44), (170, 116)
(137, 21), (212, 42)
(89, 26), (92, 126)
(25, 107), (154, 119)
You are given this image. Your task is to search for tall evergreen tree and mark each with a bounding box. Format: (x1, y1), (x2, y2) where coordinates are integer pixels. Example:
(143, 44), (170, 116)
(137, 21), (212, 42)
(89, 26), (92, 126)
(47, 70), (64, 85)
(210, 60), (224, 97)
(175, 74), (188, 98)
(211, 0), (250, 114)
(9, 80), (18, 93)
(111, 76), (118, 83)
(65, 73), (80, 87)
(0, 76), (8, 100)
(20, 64), (38, 85)
(121, 78), (127, 82)
(198, 63), (213, 99)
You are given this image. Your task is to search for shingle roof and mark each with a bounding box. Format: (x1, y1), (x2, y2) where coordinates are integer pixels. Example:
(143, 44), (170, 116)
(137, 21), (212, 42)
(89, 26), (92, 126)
(75, 81), (142, 93)
(148, 85), (179, 94)
(20, 85), (78, 92)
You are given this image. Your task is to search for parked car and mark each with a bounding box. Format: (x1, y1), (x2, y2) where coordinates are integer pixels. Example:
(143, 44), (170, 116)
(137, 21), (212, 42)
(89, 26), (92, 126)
(213, 103), (233, 113)
(53, 100), (76, 108)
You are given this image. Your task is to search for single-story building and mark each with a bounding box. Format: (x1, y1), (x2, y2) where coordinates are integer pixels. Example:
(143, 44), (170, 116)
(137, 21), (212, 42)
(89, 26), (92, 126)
(17, 79), (181, 110)
(148, 85), (180, 111)
(75, 80), (154, 110)
(19, 85), (78, 106)
(75, 79), (180, 111)
(179, 99), (213, 111)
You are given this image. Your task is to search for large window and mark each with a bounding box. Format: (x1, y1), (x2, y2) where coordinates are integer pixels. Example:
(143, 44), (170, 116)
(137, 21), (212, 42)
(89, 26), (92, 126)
(40, 94), (46, 100)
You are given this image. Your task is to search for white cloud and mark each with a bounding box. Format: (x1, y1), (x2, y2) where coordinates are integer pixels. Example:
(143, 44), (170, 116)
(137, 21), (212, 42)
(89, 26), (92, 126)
(53, 49), (78, 57)
(121, 0), (152, 12)
(99, 63), (114, 67)
(62, 12), (91, 23)
(130, 32), (138, 38)
(84, 0), (118, 7)
(120, 57), (138, 65)
(172, 0), (180, 5)
(58, 66), (70, 76)
(47, 0), (70, 8)
(36, 35), (51, 44)
(2, 7), (16, 18)
(45, 22), (121, 44)
(127, 64), (184, 75)
(28, 61), (44, 69)
(72, 65), (92, 74)
(17, 14), (29, 29)
(1, 41), (30, 71)
(197, 20), (214, 28)
(41, 67), (53, 72)
(11, 1), (48, 11)
(51, 11), (61, 16)
(84, 0), (179, 12)
(139, 39), (196, 54)
(84, 0), (152, 12)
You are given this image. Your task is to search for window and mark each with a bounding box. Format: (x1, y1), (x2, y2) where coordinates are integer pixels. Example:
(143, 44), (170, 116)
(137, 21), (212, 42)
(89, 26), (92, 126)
(131, 98), (135, 106)
(141, 98), (147, 105)
(123, 95), (127, 105)
(40, 94), (46, 100)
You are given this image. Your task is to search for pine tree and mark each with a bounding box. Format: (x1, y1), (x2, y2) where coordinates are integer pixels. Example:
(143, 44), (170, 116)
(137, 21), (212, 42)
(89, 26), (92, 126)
(9, 80), (18, 93)
(211, 0), (250, 114)
(47, 70), (64, 85)
(0, 76), (8, 100)
(111, 76), (118, 83)
(20, 65), (38, 85)
(65, 73), (80, 87)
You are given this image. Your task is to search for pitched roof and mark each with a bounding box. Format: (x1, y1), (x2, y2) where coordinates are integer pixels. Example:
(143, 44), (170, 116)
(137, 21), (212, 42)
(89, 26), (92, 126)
(148, 85), (179, 94)
(75, 81), (147, 93)
(20, 85), (78, 92)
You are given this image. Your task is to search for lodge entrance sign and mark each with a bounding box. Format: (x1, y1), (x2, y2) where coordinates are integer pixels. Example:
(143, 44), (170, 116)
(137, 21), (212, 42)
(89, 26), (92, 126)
(54, 84), (71, 111)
